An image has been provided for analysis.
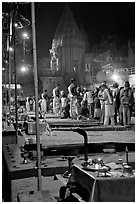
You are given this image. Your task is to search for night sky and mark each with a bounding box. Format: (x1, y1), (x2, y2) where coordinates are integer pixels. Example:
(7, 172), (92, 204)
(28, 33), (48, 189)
(3, 2), (135, 59)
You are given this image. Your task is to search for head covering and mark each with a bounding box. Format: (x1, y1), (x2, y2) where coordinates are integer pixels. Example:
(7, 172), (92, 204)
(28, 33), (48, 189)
(125, 81), (130, 88)
(113, 82), (119, 88)
(101, 82), (107, 88)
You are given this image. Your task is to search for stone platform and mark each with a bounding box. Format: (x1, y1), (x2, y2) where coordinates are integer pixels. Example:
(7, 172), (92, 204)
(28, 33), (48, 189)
(3, 143), (135, 201)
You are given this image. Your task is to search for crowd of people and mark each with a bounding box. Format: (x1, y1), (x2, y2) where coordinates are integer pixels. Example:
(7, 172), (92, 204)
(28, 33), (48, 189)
(25, 79), (135, 126)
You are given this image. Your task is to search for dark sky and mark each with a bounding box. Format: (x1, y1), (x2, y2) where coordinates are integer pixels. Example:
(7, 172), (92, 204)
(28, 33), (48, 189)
(3, 2), (135, 59)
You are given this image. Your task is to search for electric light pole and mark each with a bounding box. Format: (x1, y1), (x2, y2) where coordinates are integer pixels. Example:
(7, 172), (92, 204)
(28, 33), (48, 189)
(12, 2), (18, 144)
(31, 2), (42, 191)
(22, 32), (29, 66)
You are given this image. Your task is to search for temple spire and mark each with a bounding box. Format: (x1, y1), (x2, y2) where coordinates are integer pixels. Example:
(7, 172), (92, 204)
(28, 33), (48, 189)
(55, 4), (82, 41)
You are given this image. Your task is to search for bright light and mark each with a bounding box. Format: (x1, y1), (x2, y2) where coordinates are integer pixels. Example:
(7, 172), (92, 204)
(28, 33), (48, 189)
(112, 74), (119, 82)
(5, 84), (22, 89)
(21, 66), (27, 72)
(14, 23), (18, 27)
(22, 32), (29, 39)
(10, 97), (14, 102)
(2, 67), (5, 71)
(9, 47), (13, 52)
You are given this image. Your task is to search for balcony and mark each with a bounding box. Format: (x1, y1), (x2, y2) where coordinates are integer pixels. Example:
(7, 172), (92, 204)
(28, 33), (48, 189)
(128, 67), (135, 75)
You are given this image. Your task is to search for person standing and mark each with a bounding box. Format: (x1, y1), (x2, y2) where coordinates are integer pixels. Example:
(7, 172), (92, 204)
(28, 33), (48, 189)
(101, 83), (115, 126)
(120, 81), (134, 123)
(28, 95), (33, 112)
(112, 83), (120, 125)
(60, 91), (67, 116)
(83, 87), (94, 119)
(42, 90), (49, 112)
(52, 84), (61, 115)
(121, 90), (131, 126)
(68, 79), (77, 118)
(33, 96), (35, 111)
(41, 93), (48, 119)
(26, 97), (30, 113)
(76, 87), (83, 113)
(98, 85), (105, 124)
(132, 86), (135, 116)
(94, 91), (101, 122)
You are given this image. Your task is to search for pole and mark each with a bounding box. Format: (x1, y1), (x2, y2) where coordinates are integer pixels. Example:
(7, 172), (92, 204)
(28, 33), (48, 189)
(8, 7), (12, 122)
(31, 2), (42, 191)
(23, 40), (26, 63)
(13, 3), (18, 144)
(23, 40), (26, 83)
(125, 146), (129, 165)
(4, 61), (7, 110)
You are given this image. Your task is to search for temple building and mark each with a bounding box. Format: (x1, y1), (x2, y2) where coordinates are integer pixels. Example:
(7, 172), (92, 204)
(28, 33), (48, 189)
(39, 5), (94, 96)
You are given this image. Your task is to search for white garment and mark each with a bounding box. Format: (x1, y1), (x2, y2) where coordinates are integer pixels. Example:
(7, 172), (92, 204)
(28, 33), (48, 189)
(53, 97), (60, 114)
(68, 83), (76, 98)
(26, 101), (30, 112)
(103, 88), (112, 105)
(104, 114), (115, 126)
(53, 88), (56, 98)
(102, 89), (115, 125)
(98, 90), (104, 106)
(112, 88), (119, 97)
(61, 97), (67, 108)
(41, 98), (47, 114)
(104, 104), (114, 117)
(83, 91), (94, 104)
(53, 87), (60, 98)
(70, 96), (78, 118)
(103, 88), (114, 117)
(68, 85), (73, 97)
(33, 100), (35, 111)
(26, 97), (30, 112)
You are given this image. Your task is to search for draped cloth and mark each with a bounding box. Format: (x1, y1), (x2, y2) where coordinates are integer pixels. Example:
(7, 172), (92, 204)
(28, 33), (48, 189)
(69, 165), (135, 202)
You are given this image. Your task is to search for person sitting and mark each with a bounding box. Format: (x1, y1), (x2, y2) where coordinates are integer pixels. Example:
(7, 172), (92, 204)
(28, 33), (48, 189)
(78, 100), (89, 120)
(61, 98), (70, 119)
